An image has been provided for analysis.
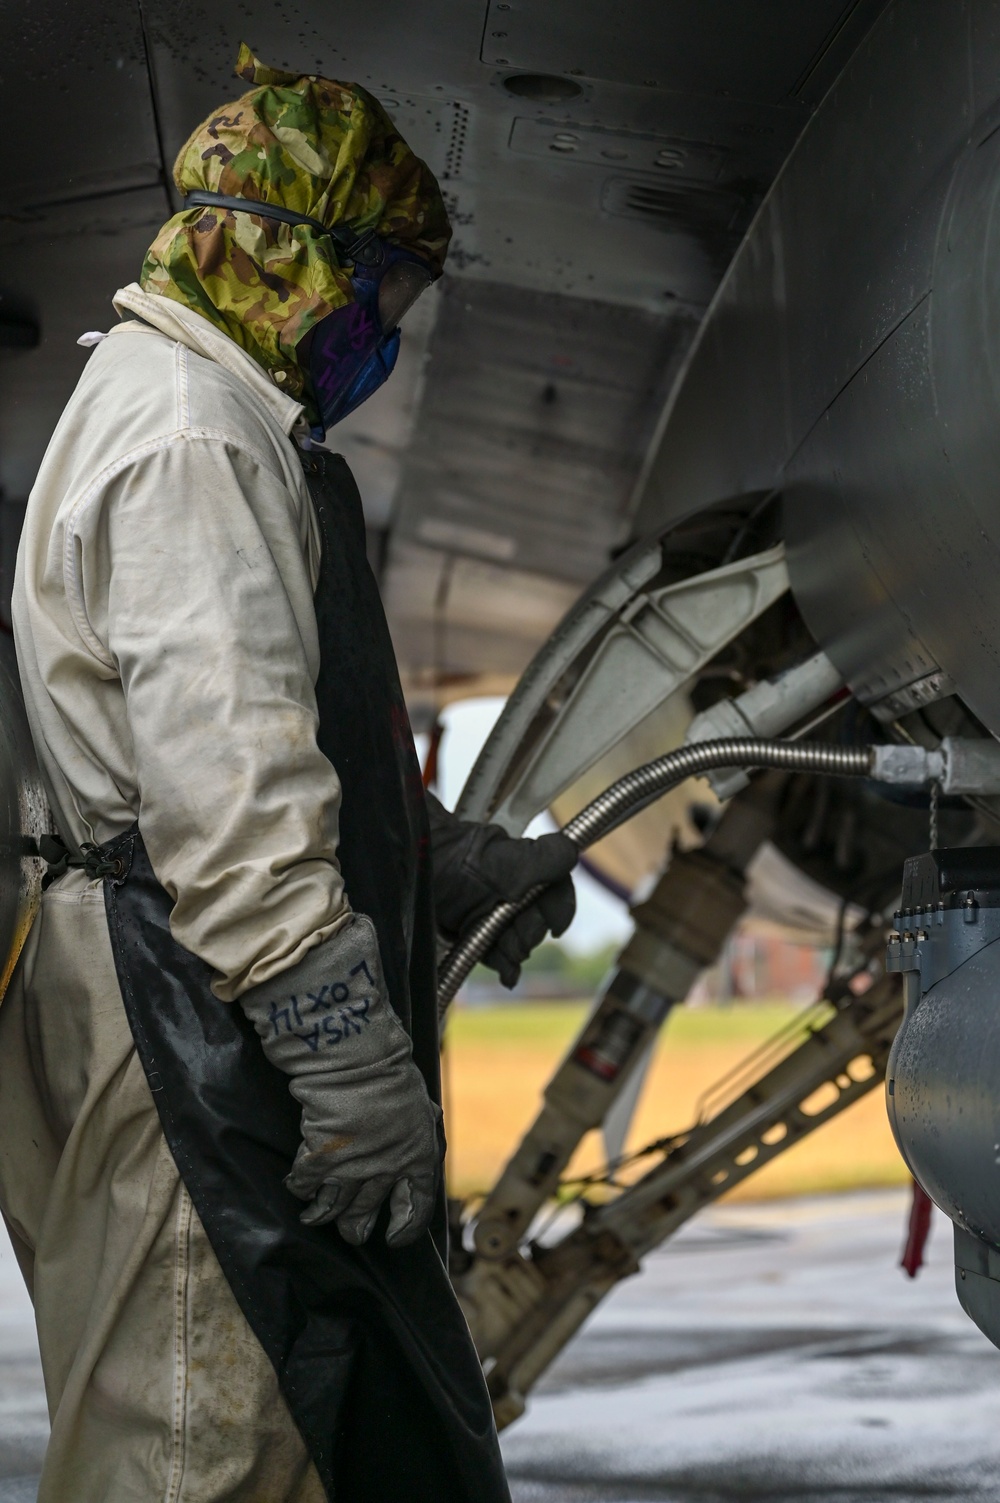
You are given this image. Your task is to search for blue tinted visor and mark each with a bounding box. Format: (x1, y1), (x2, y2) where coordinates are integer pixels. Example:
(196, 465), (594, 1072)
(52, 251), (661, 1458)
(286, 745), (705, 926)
(306, 242), (429, 438)
(320, 330), (401, 429)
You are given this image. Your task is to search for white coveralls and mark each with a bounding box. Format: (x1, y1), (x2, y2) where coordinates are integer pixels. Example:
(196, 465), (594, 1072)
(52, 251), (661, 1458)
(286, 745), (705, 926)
(0, 283), (359, 1500)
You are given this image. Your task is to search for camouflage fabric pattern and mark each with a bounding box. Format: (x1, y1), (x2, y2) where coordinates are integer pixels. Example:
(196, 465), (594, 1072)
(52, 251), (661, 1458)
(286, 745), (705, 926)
(140, 44), (451, 399)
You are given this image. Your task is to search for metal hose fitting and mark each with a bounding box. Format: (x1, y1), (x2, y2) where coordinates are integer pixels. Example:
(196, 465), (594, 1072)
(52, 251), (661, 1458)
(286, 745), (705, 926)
(437, 737), (874, 1016)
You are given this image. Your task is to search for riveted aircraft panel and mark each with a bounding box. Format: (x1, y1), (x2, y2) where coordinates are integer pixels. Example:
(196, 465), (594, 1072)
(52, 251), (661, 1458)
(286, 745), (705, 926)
(0, 4), (161, 208)
(139, 0), (826, 308)
(389, 278), (693, 586)
(480, 0), (869, 103)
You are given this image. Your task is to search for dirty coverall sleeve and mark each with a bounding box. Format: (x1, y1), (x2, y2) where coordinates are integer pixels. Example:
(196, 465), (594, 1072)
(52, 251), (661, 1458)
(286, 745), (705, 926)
(85, 436), (349, 1000)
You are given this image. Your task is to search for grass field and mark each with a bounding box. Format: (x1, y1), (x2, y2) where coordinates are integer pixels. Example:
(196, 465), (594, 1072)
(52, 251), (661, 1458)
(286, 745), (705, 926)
(442, 998), (910, 1202)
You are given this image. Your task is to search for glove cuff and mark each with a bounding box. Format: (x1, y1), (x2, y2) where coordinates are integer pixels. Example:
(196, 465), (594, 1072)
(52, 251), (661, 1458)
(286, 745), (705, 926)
(239, 915), (410, 1078)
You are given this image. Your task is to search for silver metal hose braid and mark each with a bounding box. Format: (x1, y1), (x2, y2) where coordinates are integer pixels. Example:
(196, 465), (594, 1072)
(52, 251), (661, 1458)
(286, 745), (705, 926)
(437, 737), (874, 1017)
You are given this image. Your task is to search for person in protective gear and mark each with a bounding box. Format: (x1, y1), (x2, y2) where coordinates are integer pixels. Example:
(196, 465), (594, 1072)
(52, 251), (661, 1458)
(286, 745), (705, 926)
(0, 46), (576, 1503)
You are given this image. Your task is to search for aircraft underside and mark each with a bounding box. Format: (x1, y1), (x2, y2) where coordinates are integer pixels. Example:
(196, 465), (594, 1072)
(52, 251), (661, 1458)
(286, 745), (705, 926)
(6, 0), (1000, 1444)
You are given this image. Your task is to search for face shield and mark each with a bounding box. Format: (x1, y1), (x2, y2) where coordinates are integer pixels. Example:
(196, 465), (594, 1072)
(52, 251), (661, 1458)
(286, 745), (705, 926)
(378, 260), (434, 334)
(304, 246), (433, 438)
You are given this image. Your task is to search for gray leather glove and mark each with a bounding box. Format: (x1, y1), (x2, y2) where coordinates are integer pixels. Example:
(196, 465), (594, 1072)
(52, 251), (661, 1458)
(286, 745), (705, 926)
(426, 792), (578, 988)
(239, 914), (441, 1248)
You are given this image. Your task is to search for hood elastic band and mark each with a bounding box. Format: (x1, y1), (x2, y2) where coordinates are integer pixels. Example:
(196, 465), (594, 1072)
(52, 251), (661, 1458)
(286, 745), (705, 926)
(183, 191), (384, 267)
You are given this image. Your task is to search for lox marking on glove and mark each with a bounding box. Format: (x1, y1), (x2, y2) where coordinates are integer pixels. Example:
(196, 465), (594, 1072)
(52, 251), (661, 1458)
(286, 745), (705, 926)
(240, 916), (442, 1246)
(267, 957), (377, 1053)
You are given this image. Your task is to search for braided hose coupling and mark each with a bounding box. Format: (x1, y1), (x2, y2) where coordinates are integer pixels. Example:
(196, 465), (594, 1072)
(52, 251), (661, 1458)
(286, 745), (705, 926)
(437, 737), (878, 1016)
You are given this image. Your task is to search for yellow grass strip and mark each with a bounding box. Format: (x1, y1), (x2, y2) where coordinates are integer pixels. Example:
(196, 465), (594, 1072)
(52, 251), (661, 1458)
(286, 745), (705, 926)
(443, 999), (909, 1202)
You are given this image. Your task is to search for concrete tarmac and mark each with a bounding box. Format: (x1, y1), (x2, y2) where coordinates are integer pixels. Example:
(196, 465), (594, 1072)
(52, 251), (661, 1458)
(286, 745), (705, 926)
(0, 1190), (998, 1499)
(502, 1190), (1000, 1502)
(0, 1229), (45, 1501)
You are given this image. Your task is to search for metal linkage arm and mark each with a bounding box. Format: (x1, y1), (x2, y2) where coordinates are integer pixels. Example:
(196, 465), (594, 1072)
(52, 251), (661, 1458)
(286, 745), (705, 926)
(470, 783), (781, 1261)
(459, 963), (902, 1429)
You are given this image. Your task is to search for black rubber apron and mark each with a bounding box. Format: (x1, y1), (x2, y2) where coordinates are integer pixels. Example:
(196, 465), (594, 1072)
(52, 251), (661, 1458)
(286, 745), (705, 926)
(97, 452), (509, 1503)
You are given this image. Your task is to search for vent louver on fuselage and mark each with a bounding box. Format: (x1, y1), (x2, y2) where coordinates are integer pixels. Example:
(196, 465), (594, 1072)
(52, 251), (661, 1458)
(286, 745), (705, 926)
(602, 175), (745, 229)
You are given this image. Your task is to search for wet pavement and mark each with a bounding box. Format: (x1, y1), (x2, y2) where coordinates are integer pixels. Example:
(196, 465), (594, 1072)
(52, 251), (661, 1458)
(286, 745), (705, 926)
(502, 1190), (1000, 1501)
(0, 1190), (998, 1500)
(0, 1229), (45, 1502)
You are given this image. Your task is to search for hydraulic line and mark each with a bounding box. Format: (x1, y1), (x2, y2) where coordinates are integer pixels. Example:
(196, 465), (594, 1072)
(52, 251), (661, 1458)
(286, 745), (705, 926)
(437, 736), (874, 1015)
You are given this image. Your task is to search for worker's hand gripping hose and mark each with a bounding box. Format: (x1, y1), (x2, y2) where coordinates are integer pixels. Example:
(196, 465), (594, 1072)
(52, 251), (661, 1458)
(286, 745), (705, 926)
(436, 737), (874, 1017)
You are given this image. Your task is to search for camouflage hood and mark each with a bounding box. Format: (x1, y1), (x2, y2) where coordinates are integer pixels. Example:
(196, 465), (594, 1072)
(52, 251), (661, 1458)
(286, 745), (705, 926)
(140, 44), (451, 403)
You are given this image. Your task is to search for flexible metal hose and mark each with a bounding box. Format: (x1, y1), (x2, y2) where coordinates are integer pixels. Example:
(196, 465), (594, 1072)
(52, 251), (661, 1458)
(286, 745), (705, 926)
(437, 737), (874, 1017)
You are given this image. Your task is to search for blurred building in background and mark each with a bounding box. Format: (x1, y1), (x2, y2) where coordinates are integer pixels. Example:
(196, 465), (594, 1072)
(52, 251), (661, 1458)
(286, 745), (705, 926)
(692, 920), (831, 1005)
(461, 919), (830, 1006)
